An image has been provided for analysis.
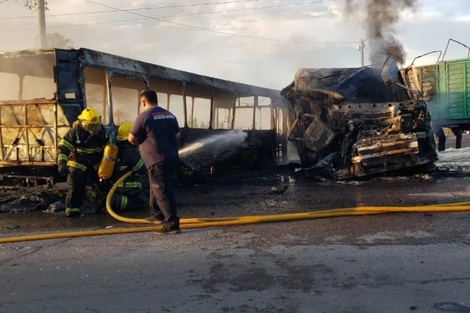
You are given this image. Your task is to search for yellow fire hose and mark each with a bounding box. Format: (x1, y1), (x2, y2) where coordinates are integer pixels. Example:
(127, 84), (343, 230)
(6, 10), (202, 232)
(1, 171), (469, 244)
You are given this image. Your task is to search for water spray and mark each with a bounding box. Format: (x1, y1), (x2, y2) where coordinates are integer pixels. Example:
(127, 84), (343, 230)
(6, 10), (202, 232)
(178, 130), (247, 158)
(178, 130), (248, 173)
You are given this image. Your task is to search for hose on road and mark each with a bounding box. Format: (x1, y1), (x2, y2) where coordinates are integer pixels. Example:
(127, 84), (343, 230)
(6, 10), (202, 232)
(1, 171), (469, 244)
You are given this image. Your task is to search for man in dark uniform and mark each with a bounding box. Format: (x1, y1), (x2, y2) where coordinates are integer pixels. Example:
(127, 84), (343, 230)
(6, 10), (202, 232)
(109, 122), (149, 211)
(128, 89), (181, 234)
(57, 108), (108, 217)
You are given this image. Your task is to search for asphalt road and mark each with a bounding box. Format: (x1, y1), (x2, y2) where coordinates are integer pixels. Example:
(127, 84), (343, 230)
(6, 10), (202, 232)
(1, 166), (470, 313)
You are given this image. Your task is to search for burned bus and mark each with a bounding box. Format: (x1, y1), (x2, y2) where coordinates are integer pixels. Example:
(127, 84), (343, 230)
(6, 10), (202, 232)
(0, 48), (290, 186)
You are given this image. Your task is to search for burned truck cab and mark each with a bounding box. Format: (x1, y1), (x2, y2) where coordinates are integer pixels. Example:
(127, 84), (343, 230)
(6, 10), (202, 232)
(281, 57), (437, 180)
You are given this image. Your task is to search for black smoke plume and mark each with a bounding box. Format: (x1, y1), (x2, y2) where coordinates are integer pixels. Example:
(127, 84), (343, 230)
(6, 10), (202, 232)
(345, 0), (418, 65)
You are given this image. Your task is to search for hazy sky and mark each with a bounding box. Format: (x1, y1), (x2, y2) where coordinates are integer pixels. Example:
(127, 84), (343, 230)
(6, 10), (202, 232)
(1, 0), (469, 90)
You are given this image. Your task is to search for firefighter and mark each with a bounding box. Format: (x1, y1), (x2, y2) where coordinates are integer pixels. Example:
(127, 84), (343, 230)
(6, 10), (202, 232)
(57, 108), (108, 217)
(109, 122), (149, 211)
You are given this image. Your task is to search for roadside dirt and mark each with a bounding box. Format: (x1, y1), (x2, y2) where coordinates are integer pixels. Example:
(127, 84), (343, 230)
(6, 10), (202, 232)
(1, 162), (469, 238)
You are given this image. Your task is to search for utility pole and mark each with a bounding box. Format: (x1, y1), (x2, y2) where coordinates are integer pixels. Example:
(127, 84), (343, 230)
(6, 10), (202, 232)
(37, 0), (46, 49)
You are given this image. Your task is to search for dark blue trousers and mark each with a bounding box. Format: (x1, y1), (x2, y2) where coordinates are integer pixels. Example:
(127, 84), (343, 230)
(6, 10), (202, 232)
(148, 158), (179, 228)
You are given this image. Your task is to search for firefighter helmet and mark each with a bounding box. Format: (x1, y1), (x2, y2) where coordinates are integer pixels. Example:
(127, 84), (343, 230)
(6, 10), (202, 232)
(117, 122), (133, 141)
(78, 108), (100, 124)
(78, 108), (101, 132)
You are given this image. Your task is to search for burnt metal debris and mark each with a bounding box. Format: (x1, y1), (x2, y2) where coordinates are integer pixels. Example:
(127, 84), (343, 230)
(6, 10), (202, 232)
(281, 57), (437, 180)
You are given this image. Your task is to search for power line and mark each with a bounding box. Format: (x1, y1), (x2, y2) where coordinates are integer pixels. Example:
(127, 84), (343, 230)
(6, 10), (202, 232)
(0, 0), (279, 19)
(78, 0), (351, 45)
(158, 1), (337, 19)
(0, 0), (336, 20)
(2, 0), (354, 46)
(122, 0), (269, 10)
(10, 15), (355, 46)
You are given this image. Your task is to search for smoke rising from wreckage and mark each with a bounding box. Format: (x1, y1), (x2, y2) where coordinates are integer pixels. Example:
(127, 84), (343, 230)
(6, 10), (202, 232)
(274, 0), (438, 181)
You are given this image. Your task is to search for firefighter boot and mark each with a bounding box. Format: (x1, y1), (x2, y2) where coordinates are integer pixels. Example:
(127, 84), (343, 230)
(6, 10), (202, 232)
(65, 207), (80, 217)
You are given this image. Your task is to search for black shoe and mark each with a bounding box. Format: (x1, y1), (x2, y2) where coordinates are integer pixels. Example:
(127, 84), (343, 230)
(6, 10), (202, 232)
(154, 226), (181, 235)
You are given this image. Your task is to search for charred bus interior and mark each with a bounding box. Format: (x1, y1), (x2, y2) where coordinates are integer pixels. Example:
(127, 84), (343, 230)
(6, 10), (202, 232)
(0, 48), (290, 186)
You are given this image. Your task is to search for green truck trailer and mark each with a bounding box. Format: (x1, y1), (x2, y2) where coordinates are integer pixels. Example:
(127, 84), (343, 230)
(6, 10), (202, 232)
(408, 58), (470, 150)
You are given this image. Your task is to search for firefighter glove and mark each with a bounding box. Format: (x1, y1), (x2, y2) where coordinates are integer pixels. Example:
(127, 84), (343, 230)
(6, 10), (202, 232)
(58, 162), (69, 176)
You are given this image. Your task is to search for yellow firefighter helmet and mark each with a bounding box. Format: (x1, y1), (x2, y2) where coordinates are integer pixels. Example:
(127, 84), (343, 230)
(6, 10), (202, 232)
(117, 122), (133, 141)
(78, 108), (100, 123)
(78, 108), (101, 132)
